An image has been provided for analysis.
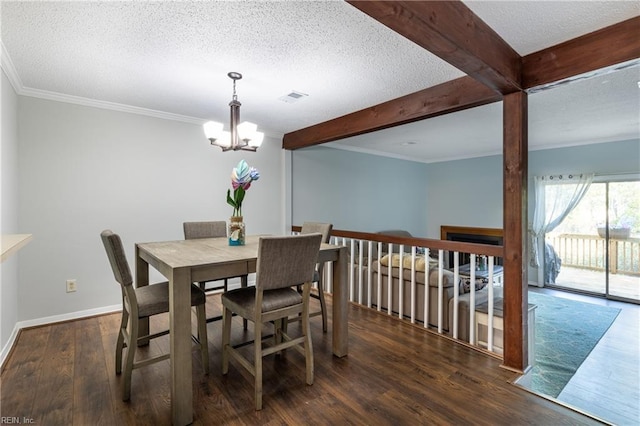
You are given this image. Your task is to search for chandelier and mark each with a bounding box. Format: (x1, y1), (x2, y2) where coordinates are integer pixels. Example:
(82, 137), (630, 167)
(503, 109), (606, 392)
(203, 72), (264, 152)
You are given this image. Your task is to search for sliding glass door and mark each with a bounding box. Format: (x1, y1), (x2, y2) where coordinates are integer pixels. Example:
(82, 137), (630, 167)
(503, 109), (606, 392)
(546, 177), (639, 302)
(607, 181), (640, 300)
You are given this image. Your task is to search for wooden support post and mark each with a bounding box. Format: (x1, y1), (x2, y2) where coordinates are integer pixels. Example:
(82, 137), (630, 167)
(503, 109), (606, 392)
(502, 91), (528, 372)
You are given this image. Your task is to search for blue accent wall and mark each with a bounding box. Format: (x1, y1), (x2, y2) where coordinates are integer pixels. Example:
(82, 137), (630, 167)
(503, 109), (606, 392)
(424, 155), (504, 238)
(528, 139), (640, 226)
(291, 146), (428, 236)
(291, 139), (639, 240)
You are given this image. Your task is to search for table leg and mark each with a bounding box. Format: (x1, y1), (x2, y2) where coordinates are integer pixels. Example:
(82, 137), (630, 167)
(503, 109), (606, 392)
(332, 246), (348, 357)
(170, 267), (193, 426)
(135, 245), (150, 345)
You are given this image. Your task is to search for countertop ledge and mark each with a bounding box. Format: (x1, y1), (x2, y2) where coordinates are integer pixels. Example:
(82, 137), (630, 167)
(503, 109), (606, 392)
(1, 234), (33, 263)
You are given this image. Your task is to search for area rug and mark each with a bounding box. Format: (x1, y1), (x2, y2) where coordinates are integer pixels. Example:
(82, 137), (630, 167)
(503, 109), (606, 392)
(525, 292), (620, 398)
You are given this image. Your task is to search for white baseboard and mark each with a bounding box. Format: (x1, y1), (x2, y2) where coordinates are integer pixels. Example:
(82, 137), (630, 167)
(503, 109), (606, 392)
(0, 304), (121, 369)
(15, 304), (122, 329)
(0, 278), (259, 368)
(0, 325), (20, 370)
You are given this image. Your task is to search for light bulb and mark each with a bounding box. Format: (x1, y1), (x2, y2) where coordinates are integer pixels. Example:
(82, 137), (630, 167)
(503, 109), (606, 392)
(249, 132), (264, 148)
(203, 121), (223, 139)
(237, 121), (258, 141)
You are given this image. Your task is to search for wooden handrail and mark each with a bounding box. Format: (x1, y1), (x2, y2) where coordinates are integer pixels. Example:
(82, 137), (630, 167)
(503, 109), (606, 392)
(292, 226), (503, 258)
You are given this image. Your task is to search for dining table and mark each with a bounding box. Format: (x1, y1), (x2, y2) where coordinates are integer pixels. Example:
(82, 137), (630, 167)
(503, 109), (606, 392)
(135, 234), (348, 425)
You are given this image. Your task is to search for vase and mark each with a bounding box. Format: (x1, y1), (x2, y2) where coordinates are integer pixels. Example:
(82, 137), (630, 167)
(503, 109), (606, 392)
(229, 216), (246, 246)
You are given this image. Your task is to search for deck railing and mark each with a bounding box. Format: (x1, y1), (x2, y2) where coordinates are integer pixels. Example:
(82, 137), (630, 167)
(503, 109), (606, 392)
(546, 233), (640, 276)
(292, 226), (507, 358)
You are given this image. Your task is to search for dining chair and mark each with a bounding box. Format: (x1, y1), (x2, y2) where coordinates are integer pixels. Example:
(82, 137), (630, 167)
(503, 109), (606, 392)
(100, 230), (209, 401)
(221, 233), (323, 410)
(297, 222), (333, 332)
(183, 221), (249, 323)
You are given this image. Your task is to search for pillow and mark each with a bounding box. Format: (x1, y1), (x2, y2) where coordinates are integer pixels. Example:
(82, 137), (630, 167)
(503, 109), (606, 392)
(459, 277), (489, 294)
(379, 254), (438, 272)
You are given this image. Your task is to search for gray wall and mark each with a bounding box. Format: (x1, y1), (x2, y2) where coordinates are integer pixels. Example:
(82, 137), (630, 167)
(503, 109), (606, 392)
(291, 146), (428, 236)
(1, 70), (20, 354)
(16, 96), (285, 322)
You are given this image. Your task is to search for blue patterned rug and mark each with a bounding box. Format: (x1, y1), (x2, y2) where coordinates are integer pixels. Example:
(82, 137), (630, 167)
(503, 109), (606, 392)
(527, 292), (620, 397)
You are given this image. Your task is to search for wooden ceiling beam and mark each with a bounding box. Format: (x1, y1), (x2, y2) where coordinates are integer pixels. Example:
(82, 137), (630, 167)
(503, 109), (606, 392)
(346, 0), (522, 94)
(522, 16), (640, 90)
(283, 5), (638, 151)
(282, 76), (501, 150)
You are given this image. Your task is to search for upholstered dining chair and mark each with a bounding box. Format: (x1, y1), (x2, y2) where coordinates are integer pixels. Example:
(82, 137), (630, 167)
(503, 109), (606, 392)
(100, 230), (209, 401)
(298, 222), (333, 332)
(183, 221), (249, 323)
(221, 233), (322, 410)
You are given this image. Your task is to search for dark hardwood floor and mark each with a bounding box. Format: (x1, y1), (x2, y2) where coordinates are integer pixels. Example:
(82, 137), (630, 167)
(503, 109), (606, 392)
(1, 295), (604, 425)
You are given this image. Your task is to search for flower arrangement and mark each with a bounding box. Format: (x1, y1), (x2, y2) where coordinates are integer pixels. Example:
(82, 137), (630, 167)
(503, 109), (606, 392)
(226, 159), (260, 217)
(597, 216), (634, 239)
(610, 217), (633, 230)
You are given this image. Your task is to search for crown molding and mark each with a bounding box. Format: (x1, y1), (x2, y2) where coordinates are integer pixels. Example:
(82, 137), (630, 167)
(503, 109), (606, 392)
(1, 41), (284, 137)
(326, 141), (505, 165)
(0, 38), (200, 126)
(19, 86), (205, 125)
(1, 40), (24, 93)
(19, 85), (283, 138)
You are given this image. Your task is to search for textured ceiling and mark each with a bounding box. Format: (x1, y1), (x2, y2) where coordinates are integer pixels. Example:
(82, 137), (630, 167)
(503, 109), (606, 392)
(1, 1), (639, 163)
(464, 0), (639, 55)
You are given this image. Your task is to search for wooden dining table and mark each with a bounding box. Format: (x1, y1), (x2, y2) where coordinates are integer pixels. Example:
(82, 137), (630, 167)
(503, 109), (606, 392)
(135, 235), (348, 425)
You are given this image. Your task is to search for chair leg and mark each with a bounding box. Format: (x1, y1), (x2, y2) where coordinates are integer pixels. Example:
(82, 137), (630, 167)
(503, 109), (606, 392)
(221, 306), (232, 375)
(254, 319), (263, 411)
(273, 319), (287, 357)
(273, 319), (282, 346)
(302, 313), (314, 385)
(302, 283), (314, 386)
(241, 275), (249, 330)
(122, 314), (138, 401)
(196, 304), (209, 375)
(317, 280), (328, 333)
(198, 281), (211, 327)
(115, 308), (128, 374)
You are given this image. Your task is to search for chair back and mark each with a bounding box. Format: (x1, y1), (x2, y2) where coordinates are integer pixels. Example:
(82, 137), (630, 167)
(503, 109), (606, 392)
(378, 229), (414, 253)
(100, 230), (133, 288)
(183, 221), (227, 240)
(301, 222), (333, 243)
(256, 234), (322, 291)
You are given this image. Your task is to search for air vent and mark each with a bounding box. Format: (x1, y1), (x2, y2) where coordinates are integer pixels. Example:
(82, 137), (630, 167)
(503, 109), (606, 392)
(278, 91), (308, 104)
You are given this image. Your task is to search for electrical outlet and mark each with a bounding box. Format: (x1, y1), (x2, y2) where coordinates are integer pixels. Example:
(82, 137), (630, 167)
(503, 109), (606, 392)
(66, 279), (77, 293)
